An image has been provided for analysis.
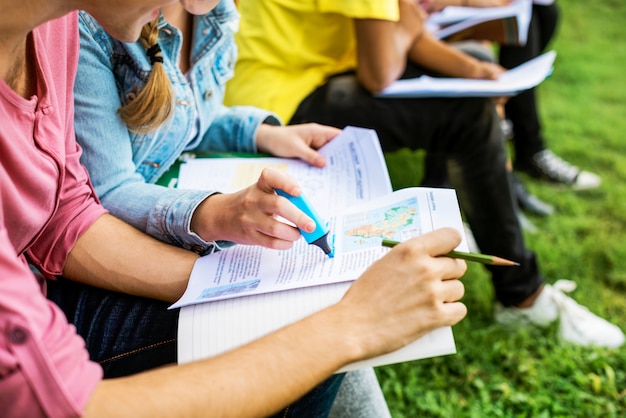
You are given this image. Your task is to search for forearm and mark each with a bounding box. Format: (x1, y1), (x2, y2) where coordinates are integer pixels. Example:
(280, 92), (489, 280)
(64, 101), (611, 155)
(85, 305), (358, 417)
(64, 213), (198, 302)
(195, 105), (271, 154)
(355, 19), (419, 92)
(354, 0), (428, 92)
(408, 30), (480, 77)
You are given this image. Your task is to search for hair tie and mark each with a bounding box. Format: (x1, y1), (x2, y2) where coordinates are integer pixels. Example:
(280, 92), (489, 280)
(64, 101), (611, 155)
(147, 44), (163, 65)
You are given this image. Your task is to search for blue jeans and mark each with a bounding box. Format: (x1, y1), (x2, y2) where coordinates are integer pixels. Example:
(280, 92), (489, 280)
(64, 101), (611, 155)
(47, 277), (344, 417)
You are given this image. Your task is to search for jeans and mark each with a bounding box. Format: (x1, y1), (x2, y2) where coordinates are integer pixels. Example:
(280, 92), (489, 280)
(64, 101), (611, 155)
(46, 277), (343, 417)
(290, 66), (544, 306)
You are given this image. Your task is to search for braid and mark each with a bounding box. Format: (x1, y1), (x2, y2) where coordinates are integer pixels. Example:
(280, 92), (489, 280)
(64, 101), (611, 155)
(118, 18), (174, 134)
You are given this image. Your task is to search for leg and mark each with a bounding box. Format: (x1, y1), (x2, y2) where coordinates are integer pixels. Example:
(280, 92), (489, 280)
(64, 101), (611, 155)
(500, 4), (560, 161)
(46, 277), (344, 418)
(499, 5), (598, 189)
(46, 276), (178, 377)
(329, 368), (391, 418)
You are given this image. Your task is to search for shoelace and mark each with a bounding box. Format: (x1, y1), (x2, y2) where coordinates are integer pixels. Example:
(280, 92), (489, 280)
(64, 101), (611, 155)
(548, 280), (592, 322)
(533, 150), (580, 183)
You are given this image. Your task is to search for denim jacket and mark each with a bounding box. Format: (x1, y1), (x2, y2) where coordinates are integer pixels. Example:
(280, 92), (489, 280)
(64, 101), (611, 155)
(74, 1), (280, 255)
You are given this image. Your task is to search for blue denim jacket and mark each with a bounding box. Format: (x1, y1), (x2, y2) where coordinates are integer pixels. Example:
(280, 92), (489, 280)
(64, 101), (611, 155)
(74, 2), (280, 255)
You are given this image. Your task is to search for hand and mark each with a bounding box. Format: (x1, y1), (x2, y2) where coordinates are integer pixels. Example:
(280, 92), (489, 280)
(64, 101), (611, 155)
(255, 123), (341, 168)
(190, 168), (317, 249)
(467, 60), (506, 80)
(331, 228), (468, 358)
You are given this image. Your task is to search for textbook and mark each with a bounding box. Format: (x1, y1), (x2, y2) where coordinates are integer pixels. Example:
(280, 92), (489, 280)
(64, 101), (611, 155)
(376, 50), (555, 99)
(174, 126), (468, 372)
(426, 0), (533, 45)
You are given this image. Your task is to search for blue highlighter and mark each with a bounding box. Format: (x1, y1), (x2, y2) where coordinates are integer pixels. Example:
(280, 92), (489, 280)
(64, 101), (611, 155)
(276, 189), (334, 258)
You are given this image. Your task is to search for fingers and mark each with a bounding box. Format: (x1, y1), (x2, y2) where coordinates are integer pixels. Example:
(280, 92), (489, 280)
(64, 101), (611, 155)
(399, 227), (463, 258)
(297, 123), (341, 149)
(291, 144), (327, 168)
(255, 167), (301, 196)
(256, 168), (317, 234)
(256, 123), (340, 167)
(288, 123), (341, 167)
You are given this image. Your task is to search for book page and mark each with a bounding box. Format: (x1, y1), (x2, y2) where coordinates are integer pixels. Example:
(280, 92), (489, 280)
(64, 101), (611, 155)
(170, 187), (467, 309)
(177, 126), (392, 216)
(177, 282), (457, 372)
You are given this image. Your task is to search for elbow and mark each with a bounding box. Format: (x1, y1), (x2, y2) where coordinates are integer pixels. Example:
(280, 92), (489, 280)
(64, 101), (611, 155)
(356, 68), (403, 93)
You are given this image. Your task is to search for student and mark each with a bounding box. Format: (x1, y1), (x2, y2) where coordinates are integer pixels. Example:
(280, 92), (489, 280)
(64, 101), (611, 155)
(0, 0), (470, 416)
(65, 0), (387, 415)
(224, 0), (624, 348)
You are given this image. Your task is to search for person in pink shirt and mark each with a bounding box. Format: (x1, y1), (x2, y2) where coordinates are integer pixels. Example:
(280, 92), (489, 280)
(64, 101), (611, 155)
(0, 0), (468, 416)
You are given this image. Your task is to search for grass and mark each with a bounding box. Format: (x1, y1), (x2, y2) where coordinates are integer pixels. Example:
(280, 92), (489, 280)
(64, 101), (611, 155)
(378, 1), (626, 416)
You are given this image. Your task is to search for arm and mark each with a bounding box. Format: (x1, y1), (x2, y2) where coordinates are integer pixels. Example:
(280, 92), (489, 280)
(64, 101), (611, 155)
(407, 30), (504, 79)
(63, 213), (198, 302)
(354, 0), (427, 92)
(353, 0), (503, 91)
(74, 16), (219, 253)
(83, 227), (467, 417)
(76, 15), (340, 252)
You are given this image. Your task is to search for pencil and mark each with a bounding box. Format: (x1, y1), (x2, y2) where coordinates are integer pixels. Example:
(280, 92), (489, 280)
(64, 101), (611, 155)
(381, 239), (519, 267)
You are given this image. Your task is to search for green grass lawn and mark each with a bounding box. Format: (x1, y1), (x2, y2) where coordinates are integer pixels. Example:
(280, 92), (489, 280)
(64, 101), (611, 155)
(379, 1), (626, 416)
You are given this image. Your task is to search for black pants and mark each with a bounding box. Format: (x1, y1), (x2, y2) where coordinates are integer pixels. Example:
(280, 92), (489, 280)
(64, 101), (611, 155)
(500, 3), (560, 163)
(291, 65), (543, 306)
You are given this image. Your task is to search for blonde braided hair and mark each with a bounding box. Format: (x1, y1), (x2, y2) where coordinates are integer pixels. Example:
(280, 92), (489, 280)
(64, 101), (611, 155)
(118, 18), (174, 133)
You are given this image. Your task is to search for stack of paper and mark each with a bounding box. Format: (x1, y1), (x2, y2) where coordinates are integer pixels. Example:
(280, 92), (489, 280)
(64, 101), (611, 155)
(426, 0), (533, 44)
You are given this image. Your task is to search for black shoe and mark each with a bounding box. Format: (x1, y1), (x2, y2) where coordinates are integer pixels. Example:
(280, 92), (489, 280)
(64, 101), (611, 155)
(512, 174), (554, 217)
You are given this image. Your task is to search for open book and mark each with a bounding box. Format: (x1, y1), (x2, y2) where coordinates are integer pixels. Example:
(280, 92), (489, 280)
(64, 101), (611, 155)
(174, 127), (468, 371)
(426, 0), (533, 44)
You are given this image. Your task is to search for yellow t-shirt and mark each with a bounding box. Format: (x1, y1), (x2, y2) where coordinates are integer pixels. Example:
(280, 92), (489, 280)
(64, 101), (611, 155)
(224, 0), (399, 122)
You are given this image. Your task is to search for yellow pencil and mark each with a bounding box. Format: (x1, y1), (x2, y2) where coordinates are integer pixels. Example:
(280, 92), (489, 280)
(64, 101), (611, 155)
(381, 239), (519, 267)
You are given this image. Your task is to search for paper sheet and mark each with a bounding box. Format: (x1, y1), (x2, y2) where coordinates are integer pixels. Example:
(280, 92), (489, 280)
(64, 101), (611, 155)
(376, 50), (555, 98)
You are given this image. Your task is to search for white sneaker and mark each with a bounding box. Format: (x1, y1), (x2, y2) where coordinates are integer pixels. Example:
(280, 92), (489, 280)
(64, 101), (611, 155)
(494, 280), (625, 348)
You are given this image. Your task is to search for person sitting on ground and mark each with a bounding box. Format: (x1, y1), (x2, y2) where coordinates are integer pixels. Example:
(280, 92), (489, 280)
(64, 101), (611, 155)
(61, 0), (390, 416)
(0, 0), (469, 416)
(428, 0), (600, 189)
(224, 0), (624, 348)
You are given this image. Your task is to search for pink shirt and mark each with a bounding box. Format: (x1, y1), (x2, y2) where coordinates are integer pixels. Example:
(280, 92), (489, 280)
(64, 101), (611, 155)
(0, 12), (106, 417)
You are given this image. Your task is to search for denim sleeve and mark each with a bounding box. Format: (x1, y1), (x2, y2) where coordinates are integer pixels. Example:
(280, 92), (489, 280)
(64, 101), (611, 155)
(193, 104), (282, 154)
(74, 15), (226, 255)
